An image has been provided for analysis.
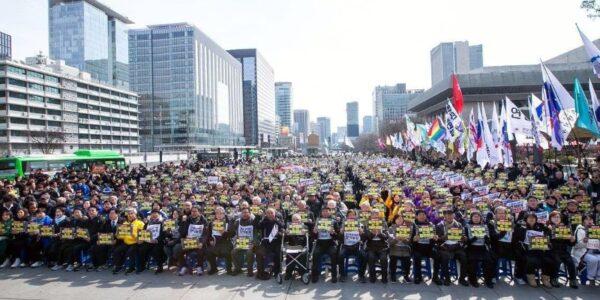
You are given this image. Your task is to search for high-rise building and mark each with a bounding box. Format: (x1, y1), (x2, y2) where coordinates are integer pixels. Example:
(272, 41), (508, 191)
(129, 23), (244, 151)
(293, 109), (309, 143)
(48, 0), (132, 88)
(227, 49), (276, 147)
(316, 117), (331, 143)
(362, 115), (374, 134)
(430, 41), (483, 85)
(335, 126), (346, 143)
(0, 31), (11, 60)
(373, 84), (423, 132)
(0, 53), (139, 155)
(275, 82), (293, 130)
(346, 101), (359, 137)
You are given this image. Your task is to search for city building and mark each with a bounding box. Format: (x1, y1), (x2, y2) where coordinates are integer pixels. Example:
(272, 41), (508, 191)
(372, 83), (423, 133)
(48, 0), (133, 88)
(0, 31), (11, 60)
(293, 109), (309, 144)
(227, 49), (276, 147)
(334, 126), (346, 144)
(0, 53), (139, 155)
(129, 23), (244, 151)
(316, 117), (331, 144)
(409, 39), (600, 118)
(430, 41), (483, 85)
(275, 82), (293, 129)
(362, 115), (374, 134)
(346, 101), (359, 137)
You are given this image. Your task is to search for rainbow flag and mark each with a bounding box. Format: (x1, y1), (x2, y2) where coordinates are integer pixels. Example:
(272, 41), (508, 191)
(427, 117), (445, 142)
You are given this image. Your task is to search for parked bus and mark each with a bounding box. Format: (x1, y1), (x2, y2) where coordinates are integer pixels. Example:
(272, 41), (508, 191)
(0, 150), (127, 179)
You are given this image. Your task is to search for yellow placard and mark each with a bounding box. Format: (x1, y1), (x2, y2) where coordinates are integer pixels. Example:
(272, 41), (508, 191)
(554, 226), (572, 240)
(418, 225), (434, 239)
(344, 220), (359, 232)
(98, 233), (114, 245)
(471, 225), (486, 239)
(448, 227), (462, 241)
(402, 211), (415, 223)
(368, 220), (383, 231)
(317, 219), (332, 231)
(27, 223), (40, 235)
(163, 220), (176, 232)
(235, 237), (250, 250)
(288, 224), (304, 235)
(12, 221), (25, 234)
(530, 236), (549, 250)
(117, 225), (132, 239)
(61, 228), (75, 240)
(76, 227), (89, 239)
(40, 225), (53, 237)
(183, 238), (200, 250)
(588, 226), (600, 239)
(396, 225), (411, 239)
(251, 206), (262, 215)
(496, 220), (512, 232)
(138, 230), (152, 242)
(212, 220), (225, 232)
(570, 214), (582, 225)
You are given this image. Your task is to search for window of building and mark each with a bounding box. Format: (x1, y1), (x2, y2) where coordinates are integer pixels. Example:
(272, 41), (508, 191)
(30, 119), (45, 126)
(8, 78), (26, 87)
(47, 98), (61, 105)
(29, 95), (44, 102)
(7, 66), (25, 75)
(28, 71), (44, 80)
(8, 104), (26, 112)
(30, 107), (45, 114)
(47, 121), (61, 127)
(45, 86), (59, 94)
(8, 91), (26, 99)
(10, 118), (27, 124)
(29, 83), (44, 91)
(45, 75), (59, 83)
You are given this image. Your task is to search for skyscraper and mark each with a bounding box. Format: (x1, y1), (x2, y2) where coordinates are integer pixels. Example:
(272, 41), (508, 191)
(228, 49), (276, 146)
(372, 84), (423, 132)
(293, 109), (309, 143)
(48, 0), (132, 87)
(362, 115), (374, 134)
(316, 117), (331, 143)
(275, 82), (293, 130)
(0, 31), (11, 59)
(430, 41), (483, 85)
(129, 23), (244, 151)
(346, 101), (359, 137)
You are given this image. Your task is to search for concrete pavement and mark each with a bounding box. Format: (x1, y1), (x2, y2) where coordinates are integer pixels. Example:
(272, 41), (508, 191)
(0, 268), (594, 300)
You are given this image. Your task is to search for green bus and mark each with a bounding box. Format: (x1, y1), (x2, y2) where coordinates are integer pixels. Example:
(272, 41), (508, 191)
(0, 150), (127, 180)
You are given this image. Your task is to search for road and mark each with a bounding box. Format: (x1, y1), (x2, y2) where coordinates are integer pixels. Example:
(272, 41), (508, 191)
(0, 268), (593, 300)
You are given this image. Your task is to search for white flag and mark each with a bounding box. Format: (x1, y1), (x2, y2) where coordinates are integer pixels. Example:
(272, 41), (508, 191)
(500, 103), (513, 165)
(344, 137), (354, 149)
(476, 103), (490, 168)
(445, 100), (462, 142)
(589, 79), (600, 125)
(481, 103), (501, 167)
(577, 24), (600, 79)
(505, 96), (533, 137)
(491, 102), (503, 161)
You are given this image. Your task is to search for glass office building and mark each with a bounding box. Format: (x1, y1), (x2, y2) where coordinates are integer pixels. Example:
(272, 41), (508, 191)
(48, 0), (132, 87)
(275, 82), (293, 129)
(228, 49), (276, 146)
(129, 23), (244, 151)
(346, 101), (359, 137)
(0, 32), (11, 60)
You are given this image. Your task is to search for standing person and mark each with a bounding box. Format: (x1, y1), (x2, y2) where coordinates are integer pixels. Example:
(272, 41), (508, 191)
(488, 206), (523, 284)
(112, 208), (144, 274)
(175, 206), (209, 276)
(90, 208), (119, 271)
(411, 210), (439, 284)
(364, 209), (389, 283)
(547, 210), (578, 288)
(0, 209), (13, 268)
(434, 209), (469, 286)
(311, 207), (339, 283)
(48, 207), (72, 270)
(67, 208), (90, 271)
(388, 213), (412, 283)
(255, 208), (284, 280)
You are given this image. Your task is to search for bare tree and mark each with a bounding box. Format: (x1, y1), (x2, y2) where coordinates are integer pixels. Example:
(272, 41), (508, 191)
(28, 129), (66, 154)
(582, 0), (600, 18)
(352, 133), (381, 153)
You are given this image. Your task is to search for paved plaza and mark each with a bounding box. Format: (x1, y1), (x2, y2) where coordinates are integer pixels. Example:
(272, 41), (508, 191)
(0, 268), (594, 300)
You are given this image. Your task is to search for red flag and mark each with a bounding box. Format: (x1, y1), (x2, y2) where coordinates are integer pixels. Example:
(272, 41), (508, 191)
(452, 73), (463, 114)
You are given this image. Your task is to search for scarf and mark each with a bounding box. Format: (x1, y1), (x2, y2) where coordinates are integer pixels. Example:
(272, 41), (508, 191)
(54, 215), (66, 225)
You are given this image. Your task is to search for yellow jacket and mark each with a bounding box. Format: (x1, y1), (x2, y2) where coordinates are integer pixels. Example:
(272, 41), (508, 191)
(121, 219), (145, 245)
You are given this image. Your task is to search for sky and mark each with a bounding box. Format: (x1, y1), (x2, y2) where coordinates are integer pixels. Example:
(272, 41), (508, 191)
(1, 0), (599, 130)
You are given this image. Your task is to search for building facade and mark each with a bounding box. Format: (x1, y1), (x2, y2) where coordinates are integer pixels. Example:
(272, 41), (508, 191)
(293, 109), (309, 144)
(0, 54), (139, 155)
(129, 23), (244, 151)
(316, 117), (331, 144)
(275, 82), (293, 130)
(227, 49), (276, 147)
(373, 84), (423, 132)
(0, 32), (11, 60)
(346, 101), (359, 137)
(362, 115), (374, 134)
(48, 0), (132, 87)
(430, 41), (483, 85)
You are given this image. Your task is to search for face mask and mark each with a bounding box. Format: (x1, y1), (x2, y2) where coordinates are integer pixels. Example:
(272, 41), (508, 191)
(232, 200), (239, 206)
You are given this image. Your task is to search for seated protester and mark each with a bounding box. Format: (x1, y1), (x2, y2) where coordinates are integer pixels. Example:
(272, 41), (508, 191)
(27, 208), (53, 268)
(337, 209), (367, 283)
(206, 206), (233, 275)
(513, 212), (554, 288)
(547, 210), (578, 289)
(311, 207), (340, 283)
(175, 206), (209, 276)
(255, 208), (284, 280)
(543, 196), (559, 213)
(90, 208), (119, 271)
(434, 209), (469, 286)
(283, 213), (309, 280)
(139, 209), (165, 274)
(326, 199), (346, 223)
(516, 196), (543, 224)
(561, 200), (582, 231)
(0, 209), (12, 268)
(68, 208), (91, 271)
(112, 208), (145, 274)
(84, 206), (103, 269)
(388, 213), (412, 283)
(293, 200), (315, 230)
(364, 208), (389, 283)
(464, 211), (495, 288)
(411, 209), (439, 284)
(8, 208), (29, 268)
(488, 206), (524, 284)
(231, 207), (258, 276)
(48, 207), (72, 270)
(572, 214), (600, 286)
(163, 209), (181, 269)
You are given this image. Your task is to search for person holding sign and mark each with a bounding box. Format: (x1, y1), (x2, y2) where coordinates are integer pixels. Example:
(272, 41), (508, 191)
(283, 213), (309, 280)
(206, 207), (234, 275)
(388, 213), (412, 283)
(364, 209), (389, 283)
(513, 212), (553, 288)
(27, 208), (53, 268)
(547, 211), (578, 288)
(90, 208), (119, 271)
(465, 211), (494, 288)
(0, 209), (13, 268)
(487, 207), (522, 284)
(138, 210), (165, 274)
(112, 208), (145, 274)
(573, 215), (600, 286)
(337, 209), (367, 283)
(411, 210), (438, 285)
(231, 207), (259, 277)
(66, 208), (90, 272)
(311, 207), (340, 283)
(434, 209), (468, 286)
(175, 206), (209, 276)
(7, 208), (28, 269)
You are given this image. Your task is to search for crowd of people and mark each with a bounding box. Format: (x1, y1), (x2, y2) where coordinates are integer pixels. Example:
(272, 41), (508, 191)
(1, 152), (600, 290)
